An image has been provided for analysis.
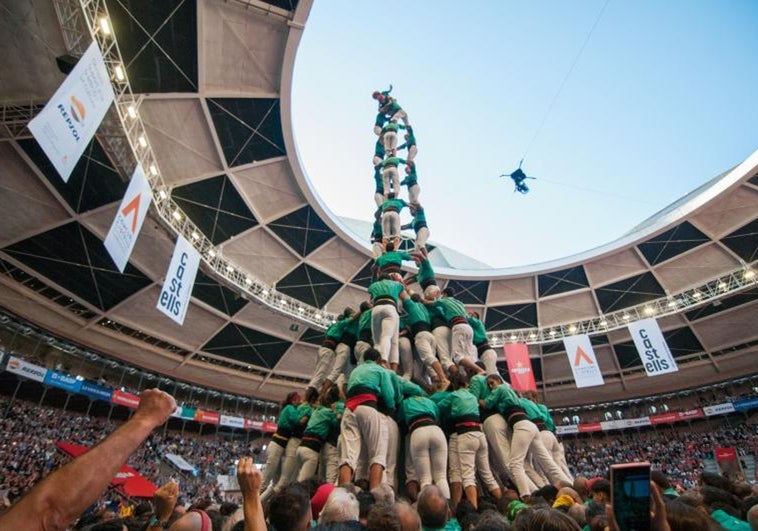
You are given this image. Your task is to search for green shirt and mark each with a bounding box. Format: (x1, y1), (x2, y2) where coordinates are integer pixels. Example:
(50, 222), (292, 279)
(398, 126), (416, 149)
(389, 371), (425, 409)
(374, 138), (385, 158)
(358, 309), (373, 336)
(467, 316), (488, 345)
(402, 298), (431, 326)
(303, 405), (339, 441)
(325, 319), (350, 341)
(412, 207), (427, 230)
(417, 259), (435, 285)
(276, 403), (300, 434)
(710, 509), (751, 531)
(368, 279), (404, 303)
(432, 389), (480, 425)
(399, 395), (439, 426)
(434, 297), (467, 322)
(347, 360), (396, 411)
(379, 156), (406, 169)
(484, 384), (522, 416)
(468, 375), (491, 401)
(537, 403), (555, 431)
(404, 165), (418, 185)
(381, 197), (407, 213)
(519, 397), (544, 423)
(381, 121), (405, 134)
(375, 251), (412, 269)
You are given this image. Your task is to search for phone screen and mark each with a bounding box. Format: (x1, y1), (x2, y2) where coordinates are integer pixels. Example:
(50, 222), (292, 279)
(611, 462), (651, 531)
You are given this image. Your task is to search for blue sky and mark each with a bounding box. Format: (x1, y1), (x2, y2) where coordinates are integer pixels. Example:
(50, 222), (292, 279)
(292, 0), (758, 268)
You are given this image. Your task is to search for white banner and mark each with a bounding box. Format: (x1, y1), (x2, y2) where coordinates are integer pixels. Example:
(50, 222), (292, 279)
(5, 356), (47, 382)
(628, 318), (678, 377)
(704, 403), (736, 416)
(220, 415), (245, 428)
(555, 425), (579, 435)
(156, 235), (200, 325)
(28, 41), (115, 182)
(562, 334), (604, 388)
(104, 165), (152, 272)
(165, 453), (196, 472)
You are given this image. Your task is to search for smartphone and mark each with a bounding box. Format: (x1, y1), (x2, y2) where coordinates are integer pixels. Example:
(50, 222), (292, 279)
(610, 462), (651, 531)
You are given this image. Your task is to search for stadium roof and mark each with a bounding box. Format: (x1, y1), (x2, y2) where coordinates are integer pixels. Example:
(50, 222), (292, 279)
(0, 0), (756, 406)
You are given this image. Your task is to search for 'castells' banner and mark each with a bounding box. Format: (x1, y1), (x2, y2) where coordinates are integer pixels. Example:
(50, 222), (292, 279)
(503, 343), (536, 392)
(28, 41), (115, 182)
(562, 334), (604, 388)
(627, 318), (678, 377)
(156, 235), (200, 325)
(104, 165), (152, 272)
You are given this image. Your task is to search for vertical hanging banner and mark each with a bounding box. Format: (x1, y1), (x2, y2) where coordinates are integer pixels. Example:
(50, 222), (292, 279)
(156, 235), (200, 325)
(562, 334), (604, 388)
(628, 318), (678, 377)
(28, 41), (115, 182)
(104, 165), (152, 272)
(503, 343), (536, 391)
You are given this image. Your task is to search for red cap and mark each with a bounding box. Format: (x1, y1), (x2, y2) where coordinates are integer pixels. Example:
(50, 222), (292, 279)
(311, 483), (335, 520)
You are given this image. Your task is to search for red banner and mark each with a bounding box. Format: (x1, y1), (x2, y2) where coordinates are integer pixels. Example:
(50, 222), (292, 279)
(578, 422), (603, 433)
(503, 343), (536, 392)
(678, 408), (704, 421)
(245, 419), (264, 430)
(649, 409), (704, 425)
(715, 447), (738, 462)
(111, 390), (140, 409)
(262, 421), (277, 433)
(56, 442), (156, 497)
(194, 410), (220, 425)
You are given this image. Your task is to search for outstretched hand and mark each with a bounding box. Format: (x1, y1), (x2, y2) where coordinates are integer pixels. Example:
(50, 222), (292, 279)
(153, 479), (179, 520)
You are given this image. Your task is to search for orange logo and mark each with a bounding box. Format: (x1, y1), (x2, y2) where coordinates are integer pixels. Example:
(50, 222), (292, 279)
(69, 95), (87, 124)
(573, 346), (593, 367)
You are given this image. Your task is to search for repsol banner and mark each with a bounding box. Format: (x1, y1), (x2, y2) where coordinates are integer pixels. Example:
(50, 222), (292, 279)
(220, 415), (245, 428)
(704, 403), (736, 416)
(28, 41), (114, 182)
(156, 235), (200, 326)
(5, 356), (47, 383)
(80, 381), (113, 401)
(43, 370), (82, 393)
(555, 425), (579, 435)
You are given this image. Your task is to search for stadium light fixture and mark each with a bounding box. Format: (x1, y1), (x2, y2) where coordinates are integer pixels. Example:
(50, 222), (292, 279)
(99, 17), (111, 35)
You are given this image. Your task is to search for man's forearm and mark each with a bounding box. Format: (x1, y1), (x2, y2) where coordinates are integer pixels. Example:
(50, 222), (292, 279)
(1, 415), (158, 530)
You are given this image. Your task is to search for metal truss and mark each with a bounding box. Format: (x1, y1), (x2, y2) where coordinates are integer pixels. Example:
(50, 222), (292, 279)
(486, 266), (758, 346)
(0, 102), (46, 140)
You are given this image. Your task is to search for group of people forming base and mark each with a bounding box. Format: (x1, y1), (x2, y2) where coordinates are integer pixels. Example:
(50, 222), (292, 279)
(258, 89), (573, 509)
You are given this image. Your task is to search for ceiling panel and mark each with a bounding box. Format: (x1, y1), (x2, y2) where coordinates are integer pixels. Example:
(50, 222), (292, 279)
(690, 185), (758, 238)
(268, 205), (336, 257)
(595, 272), (665, 314)
(307, 237), (370, 283)
(19, 137), (126, 214)
(538, 291), (599, 327)
(207, 97), (286, 167)
(637, 221), (710, 266)
(107, 0), (198, 93)
(173, 174), (258, 245)
(445, 279), (489, 305)
(487, 277), (535, 304)
(721, 218), (758, 263)
(202, 322), (291, 369)
(222, 228), (299, 285)
(685, 287), (758, 321)
(537, 265), (589, 298)
(140, 99), (223, 185)
(654, 243), (739, 293)
(234, 299), (306, 341)
(273, 343), (316, 376)
(484, 303), (538, 331)
(3, 222), (150, 311)
(584, 248), (648, 286)
(231, 161), (306, 223)
(192, 269), (248, 316)
(0, 143), (70, 247)
(275, 263), (342, 309)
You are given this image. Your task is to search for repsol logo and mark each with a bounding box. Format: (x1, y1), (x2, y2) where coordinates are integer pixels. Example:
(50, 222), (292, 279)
(57, 103), (81, 142)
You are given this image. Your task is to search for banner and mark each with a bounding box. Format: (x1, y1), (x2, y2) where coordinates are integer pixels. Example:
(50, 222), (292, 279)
(649, 409), (703, 425)
(80, 381), (113, 401)
(220, 415), (245, 428)
(5, 356), (47, 382)
(245, 419), (264, 430)
(194, 410), (220, 425)
(628, 318), (678, 377)
(262, 421), (277, 433)
(28, 41), (115, 182)
(104, 165), (152, 272)
(165, 453), (196, 472)
(578, 422), (603, 433)
(715, 448), (738, 462)
(180, 406), (197, 420)
(44, 370), (82, 393)
(156, 235), (200, 325)
(555, 425), (579, 435)
(733, 397), (758, 412)
(503, 343), (537, 391)
(111, 390), (140, 409)
(563, 334), (604, 388)
(704, 403), (736, 416)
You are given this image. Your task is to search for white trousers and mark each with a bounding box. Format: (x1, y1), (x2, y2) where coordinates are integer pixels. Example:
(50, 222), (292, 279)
(310, 345), (335, 388)
(451, 323), (477, 365)
(381, 210), (401, 240)
(409, 425), (450, 499)
(372, 303), (399, 363)
(340, 406), (388, 472)
(431, 326), (454, 371)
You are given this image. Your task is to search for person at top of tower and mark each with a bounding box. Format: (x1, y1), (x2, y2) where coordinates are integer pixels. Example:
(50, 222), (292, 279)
(400, 160), (421, 205)
(372, 85), (409, 126)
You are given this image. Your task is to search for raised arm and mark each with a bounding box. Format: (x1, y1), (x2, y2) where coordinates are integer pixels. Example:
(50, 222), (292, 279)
(0, 388), (176, 531)
(237, 457), (266, 531)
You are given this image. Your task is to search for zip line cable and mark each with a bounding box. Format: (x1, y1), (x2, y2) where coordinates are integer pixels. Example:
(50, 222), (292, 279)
(520, 0), (612, 162)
